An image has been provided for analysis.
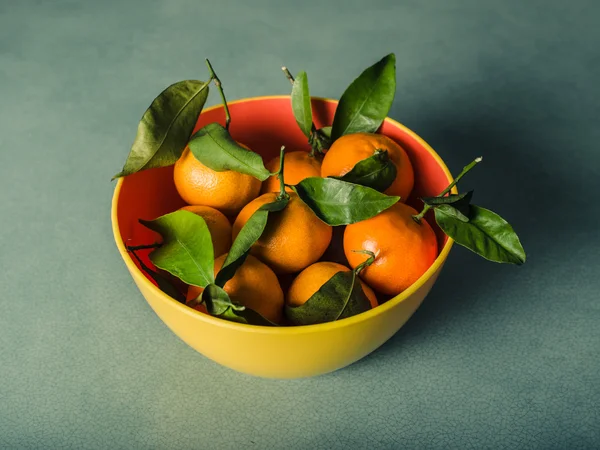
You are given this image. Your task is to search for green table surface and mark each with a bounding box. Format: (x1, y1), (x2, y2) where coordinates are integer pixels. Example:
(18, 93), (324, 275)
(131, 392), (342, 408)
(2, 1), (599, 448)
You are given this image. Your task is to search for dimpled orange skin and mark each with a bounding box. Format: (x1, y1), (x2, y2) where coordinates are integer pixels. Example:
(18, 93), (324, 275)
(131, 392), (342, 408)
(343, 202), (438, 296)
(321, 133), (415, 202)
(179, 205), (232, 257)
(261, 151), (322, 193)
(287, 261), (378, 309)
(186, 254), (284, 324)
(173, 144), (261, 216)
(232, 192), (332, 274)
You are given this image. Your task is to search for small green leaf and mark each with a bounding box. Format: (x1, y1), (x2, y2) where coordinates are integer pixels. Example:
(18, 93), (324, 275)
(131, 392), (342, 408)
(202, 284), (277, 326)
(422, 190), (473, 216)
(188, 122), (270, 181)
(215, 197), (289, 287)
(293, 177), (399, 226)
(331, 54), (396, 140)
(318, 126), (332, 138)
(291, 71), (312, 138)
(114, 80), (210, 179)
(201, 284), (239, 316)
(435, 205), (526, 264)
(139, 210), (214, 287)
(285, 271), (371, 325)
(334, 149), (397, 192)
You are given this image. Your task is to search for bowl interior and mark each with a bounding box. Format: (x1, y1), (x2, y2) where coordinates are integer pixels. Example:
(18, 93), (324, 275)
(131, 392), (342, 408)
(115, 96), (452, 298)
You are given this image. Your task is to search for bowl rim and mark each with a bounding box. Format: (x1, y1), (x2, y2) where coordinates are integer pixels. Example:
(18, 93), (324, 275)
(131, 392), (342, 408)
(111, 95), (456, 334)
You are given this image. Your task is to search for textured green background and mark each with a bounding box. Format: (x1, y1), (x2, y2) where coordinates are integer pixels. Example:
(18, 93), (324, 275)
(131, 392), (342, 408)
(2, 0), (599, 448)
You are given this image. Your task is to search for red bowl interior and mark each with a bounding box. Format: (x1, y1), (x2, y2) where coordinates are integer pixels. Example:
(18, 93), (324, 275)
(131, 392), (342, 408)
(116, 96), (452, 290)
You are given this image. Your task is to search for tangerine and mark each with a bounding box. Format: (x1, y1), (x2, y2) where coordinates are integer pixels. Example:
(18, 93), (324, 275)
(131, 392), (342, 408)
(343, 202), (438, 295)
(262, 151), (321, 193)
(232, 192), (332, 274)
(187, 254), (284, 324)
(286, 261), (378, 309)
(321, 132), (414, 201)
(173, 144), (261, 216)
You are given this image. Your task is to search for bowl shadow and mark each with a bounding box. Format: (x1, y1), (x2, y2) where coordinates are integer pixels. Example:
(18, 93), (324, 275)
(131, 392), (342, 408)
(348, 76), (588, 366)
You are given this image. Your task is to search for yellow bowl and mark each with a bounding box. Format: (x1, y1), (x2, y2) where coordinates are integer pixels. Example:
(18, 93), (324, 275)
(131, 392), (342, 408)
(111, 96), (455, 379)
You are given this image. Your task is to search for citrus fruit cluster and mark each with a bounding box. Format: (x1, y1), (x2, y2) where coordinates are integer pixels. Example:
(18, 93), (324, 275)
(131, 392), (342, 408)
(177, 129), (426, 324)
(115, 54), (525, 327)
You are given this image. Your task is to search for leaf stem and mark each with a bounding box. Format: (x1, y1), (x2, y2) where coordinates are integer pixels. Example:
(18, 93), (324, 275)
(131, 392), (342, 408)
(281, 66), (295, 84)
(126, 242), (162, 251)
(206, 59), (231, 130)
(352, 249), (376, 274)
(413, 156), (483, 223)
(277, 146), (290, 201)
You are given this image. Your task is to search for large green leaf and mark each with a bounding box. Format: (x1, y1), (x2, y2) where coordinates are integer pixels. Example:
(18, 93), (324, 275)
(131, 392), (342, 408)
(139, 210), (214, 287)
(334, 149), (397, 192)
(285, 271), (371, 325)
(331, 54), (396, 140)
(188, 122), (270, 181)
(114, 80), (209, 179)
(293, 177), (399, 226)
(291, 71), (312, 138)
(435, 205), (526, 264)
(202, 284), (277, 326)
(215, 197), (289, 287)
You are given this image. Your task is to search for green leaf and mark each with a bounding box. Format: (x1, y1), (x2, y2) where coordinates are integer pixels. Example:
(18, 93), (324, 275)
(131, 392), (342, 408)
(139, 210), (215, 287)
(334, 149), (397, 192)
(285, 271), (371, 325)
(291, 71), (312, 138)
(435, 204), (469, 222)
(422, 190), (473, 216)
(215, 197), (289, 287)
(114, 80), (210, 179)
(331, 54), (396, 140)
(188, 122), (270, 181)
(435, 205), (526, 264)
(318, 126), (332, 138)
(202, 284), (277, 326)
(201, 284), (241, 315)
(293, 177), (399, 226)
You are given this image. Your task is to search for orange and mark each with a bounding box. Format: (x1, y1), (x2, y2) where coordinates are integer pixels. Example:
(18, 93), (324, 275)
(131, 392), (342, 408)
(186, 254), (284, 324)
(179, 205), (232, 257)
(262, 151), (321, 193)
(343, 202), (438, 295)
(321, 132), (414, 201)
(232, 192), (332, 274)
(287, 261), (378, 309)
(173, 144), (261, 216)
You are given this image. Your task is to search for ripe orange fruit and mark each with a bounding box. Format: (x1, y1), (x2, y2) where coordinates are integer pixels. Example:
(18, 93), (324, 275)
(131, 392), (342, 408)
(186, 254), (284, 324)
(287, 261), (378, 309)
(179, 205), (232, 257)
(262, 151), (321, 193)
(173, 144), (261, 216)
(232, 192), (332, 274)
(343, 202), (438, 295)
(321, 132), (414, 201)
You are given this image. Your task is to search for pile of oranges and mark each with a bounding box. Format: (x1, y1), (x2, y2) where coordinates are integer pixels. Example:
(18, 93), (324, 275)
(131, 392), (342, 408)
(174, 131), (438, 325)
